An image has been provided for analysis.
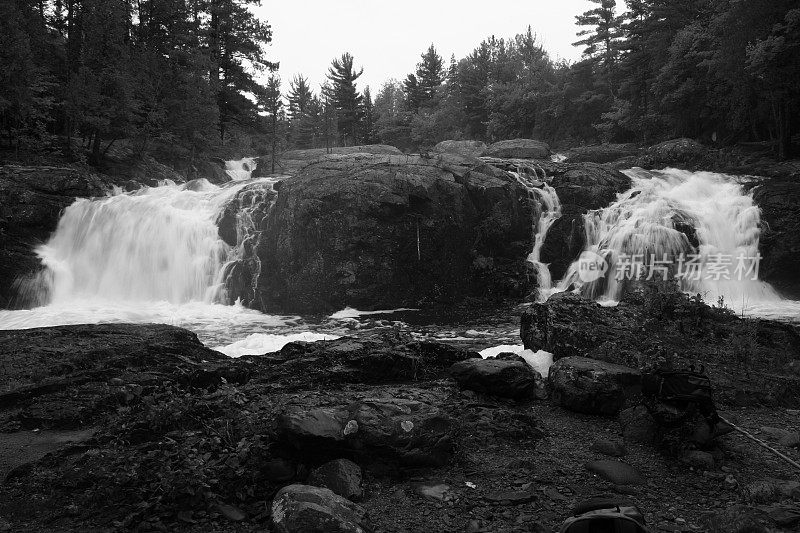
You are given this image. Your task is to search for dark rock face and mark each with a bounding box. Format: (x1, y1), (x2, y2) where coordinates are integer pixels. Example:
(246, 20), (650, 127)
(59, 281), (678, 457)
(563, 144), (641, 164)
(192, 159), (231, 184)
(548, 356), (641, 416)
(308, 459), (363, 501)
(521, 289), (800, 407)
(277, 390), (455, 467)
(751, 179), (800, 298)
(433, 140), (487, 158)
(245, 153), (535, 313)
(0, 324), (225, 430)
(645, 138), (707, 165)
(484, 139), (550, 159)
(449, 358), (541, 399)
(0, 166), (107, 308)
(271, 484), (369, 533)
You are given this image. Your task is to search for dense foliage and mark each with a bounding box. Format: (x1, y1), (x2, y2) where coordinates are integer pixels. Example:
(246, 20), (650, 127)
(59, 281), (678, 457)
(0, 0), (276, 165)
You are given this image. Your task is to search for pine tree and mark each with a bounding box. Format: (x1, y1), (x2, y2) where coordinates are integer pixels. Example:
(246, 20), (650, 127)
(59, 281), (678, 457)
(258, 75), (283, 172)
(574, 0), (625, 94)
(361, 86), (375, 144)
(287, 75), (314, 148)
(403, 73), (421, 113)
(416, 44), (444, 106)
(325, 53), (364, 146)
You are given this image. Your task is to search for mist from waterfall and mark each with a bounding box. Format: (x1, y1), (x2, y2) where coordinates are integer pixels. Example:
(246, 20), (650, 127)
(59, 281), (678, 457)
(225, 158), (257, 181)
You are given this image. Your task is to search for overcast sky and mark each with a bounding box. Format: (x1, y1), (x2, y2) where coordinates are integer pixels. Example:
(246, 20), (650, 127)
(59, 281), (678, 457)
(255, 1), (622, 94)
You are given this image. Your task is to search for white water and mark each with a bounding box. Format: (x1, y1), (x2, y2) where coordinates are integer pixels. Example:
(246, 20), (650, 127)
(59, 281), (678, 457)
(548, 168), (800, 319)
(0, 176), (290, 344)
(225, 158), (257, 181)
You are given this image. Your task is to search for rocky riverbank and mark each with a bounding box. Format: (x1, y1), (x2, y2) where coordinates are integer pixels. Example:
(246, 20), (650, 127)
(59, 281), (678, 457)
(1, 288), (798, 532)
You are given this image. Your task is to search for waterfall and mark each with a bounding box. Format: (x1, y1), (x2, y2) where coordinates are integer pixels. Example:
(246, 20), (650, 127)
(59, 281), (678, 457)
(225, 158), (257, 181)
(553, 168), (786, 311)
(22, 177), (276, 307)
(511, 163), (562, 301)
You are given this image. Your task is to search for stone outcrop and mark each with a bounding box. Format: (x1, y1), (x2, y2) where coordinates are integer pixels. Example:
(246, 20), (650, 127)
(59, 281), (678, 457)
(271, 484), (369, 533)
(484, 139), (550, 159)
(433, 140), (487, 158)
(232, 153), (536, 313)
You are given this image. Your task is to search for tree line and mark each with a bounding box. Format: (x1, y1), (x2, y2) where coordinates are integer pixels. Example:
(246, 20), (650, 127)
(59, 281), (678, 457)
(276, 0), (799, 159)
(2, 0), (798, 168)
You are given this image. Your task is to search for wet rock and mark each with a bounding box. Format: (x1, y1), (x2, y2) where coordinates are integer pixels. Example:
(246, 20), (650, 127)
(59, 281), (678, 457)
(484, 139), (550, 159)
(433, 140), (487, 158)
(277, 390), (455, 467)
(585, 460), (646, 486)
(449, 358), (540, 399)
(271, 484), (369, 533)
(646, 138), (708, 165)
(590, 438), (627, 457)
(278, 144), (403, 174)
(252, 153), (535, 313)
(548, 357), (641, 416)
(308, 459), (363, 501)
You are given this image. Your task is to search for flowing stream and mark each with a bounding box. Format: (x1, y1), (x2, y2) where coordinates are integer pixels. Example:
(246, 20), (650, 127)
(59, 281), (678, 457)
(0, 166), (797, 356)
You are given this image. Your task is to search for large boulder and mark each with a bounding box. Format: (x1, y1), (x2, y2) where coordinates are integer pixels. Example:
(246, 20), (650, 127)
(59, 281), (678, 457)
(433, 140), (487, 158)
(276, 389), (455, 467)
(271, 484), (369, 533)
(548, 356), (641, 415)
(751, 179), (800, 298)
(308, 459), (363, 501)
(449, 358), (541, 399)
(485, 139), (550, 159)
(0, 166), (107, 308)
(237, 153), (534, 313)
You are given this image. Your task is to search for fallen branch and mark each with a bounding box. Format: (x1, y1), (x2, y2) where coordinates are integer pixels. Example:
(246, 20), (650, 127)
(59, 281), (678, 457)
(718, 414), (800, 472)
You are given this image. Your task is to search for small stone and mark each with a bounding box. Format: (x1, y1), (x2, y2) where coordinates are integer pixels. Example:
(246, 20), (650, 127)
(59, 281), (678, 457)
(343, 420), (359, 435)
(590, 438), (627, 457)
(415, 483), (452, 502)
(211, 502), (246, 522)
(778, 432), (800, 448)
(585, 460), (646, 486)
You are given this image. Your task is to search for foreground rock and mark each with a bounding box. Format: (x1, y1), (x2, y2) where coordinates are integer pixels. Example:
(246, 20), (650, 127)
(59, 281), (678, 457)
(484, 139), (550, 159)
(549, 357), (641, 415)
(231, 153), (535, 313)
(277, 389), (455, 467)
(0, 324), (225, 430)
(521, 288), (800, 407)
(308, 459), (363, 501)
(271, 484), (369, 533)
(449, 358), (541, 399)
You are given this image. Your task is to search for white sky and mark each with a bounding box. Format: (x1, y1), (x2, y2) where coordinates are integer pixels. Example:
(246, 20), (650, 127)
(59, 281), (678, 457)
(255, 0), (623, 95)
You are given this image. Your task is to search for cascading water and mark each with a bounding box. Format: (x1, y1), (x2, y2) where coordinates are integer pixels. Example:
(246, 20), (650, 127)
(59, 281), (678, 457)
(225, 158), (257, 181)
(511, 163), (562, 300)
(0, 176), (292, 343)
(551, 168), (799, 319)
